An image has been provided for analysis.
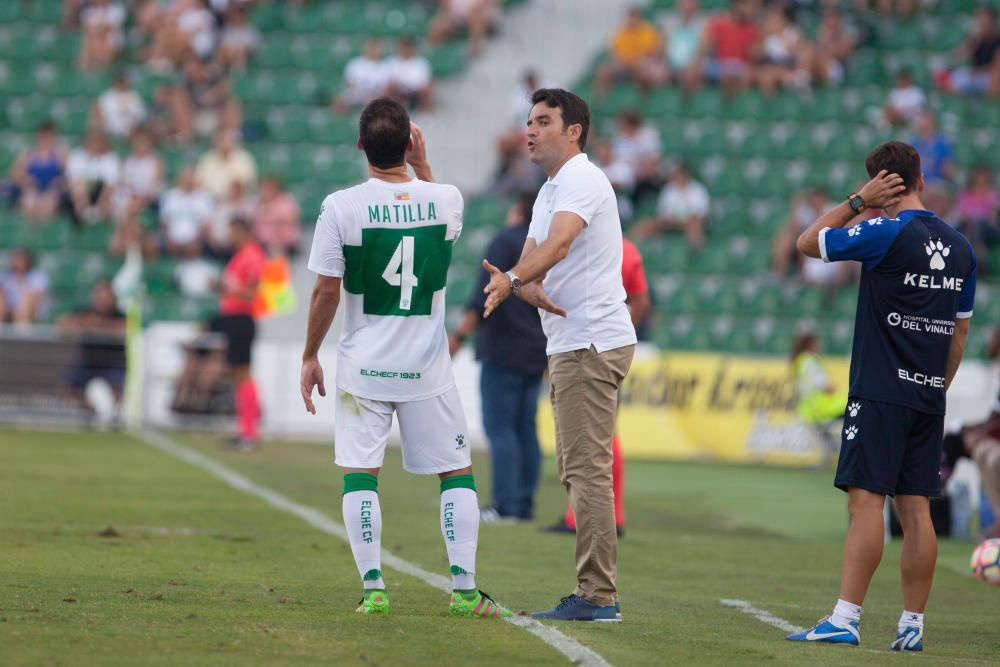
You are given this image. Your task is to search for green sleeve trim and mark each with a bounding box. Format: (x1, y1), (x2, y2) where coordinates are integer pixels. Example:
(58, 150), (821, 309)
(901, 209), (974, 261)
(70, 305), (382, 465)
(343, 472), (379, 495)
(440, 474), (476, 493)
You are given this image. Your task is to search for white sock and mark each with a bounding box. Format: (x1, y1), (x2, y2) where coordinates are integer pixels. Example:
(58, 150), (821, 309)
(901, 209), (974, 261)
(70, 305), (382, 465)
(343, 490), (385, 589)
(899, 610), (923, 632)
(441, 487), (479, 591)
(831, 599), (862, 627)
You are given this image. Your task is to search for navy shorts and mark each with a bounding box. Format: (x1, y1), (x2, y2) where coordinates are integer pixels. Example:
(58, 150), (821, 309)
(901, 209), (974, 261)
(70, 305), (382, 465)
(834, 397), (944, 497)
(66, 364), (125, 390)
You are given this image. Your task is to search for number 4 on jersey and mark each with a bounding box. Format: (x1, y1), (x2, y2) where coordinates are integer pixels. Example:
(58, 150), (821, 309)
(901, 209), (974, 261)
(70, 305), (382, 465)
(381, 236), (419, 310)
(343, 225), (452, 317)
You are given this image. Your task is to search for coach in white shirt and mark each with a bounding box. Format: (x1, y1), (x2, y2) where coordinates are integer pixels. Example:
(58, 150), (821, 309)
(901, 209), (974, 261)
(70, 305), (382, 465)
(483, 88), (636, 623)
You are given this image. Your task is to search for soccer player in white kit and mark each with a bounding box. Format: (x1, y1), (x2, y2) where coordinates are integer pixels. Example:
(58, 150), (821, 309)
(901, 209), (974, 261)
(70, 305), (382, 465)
(300, 97), (511, 619)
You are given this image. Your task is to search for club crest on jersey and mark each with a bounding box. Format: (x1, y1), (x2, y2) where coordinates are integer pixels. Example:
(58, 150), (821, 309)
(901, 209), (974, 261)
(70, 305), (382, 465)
(925, 238), (950, 270)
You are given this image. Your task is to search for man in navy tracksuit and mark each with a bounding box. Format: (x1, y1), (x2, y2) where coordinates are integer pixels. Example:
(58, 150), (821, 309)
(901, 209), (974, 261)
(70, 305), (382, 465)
(787, 141), (976, 652)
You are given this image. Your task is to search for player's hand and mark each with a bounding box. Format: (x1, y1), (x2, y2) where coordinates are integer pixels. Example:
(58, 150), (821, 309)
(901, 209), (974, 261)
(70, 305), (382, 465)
(518, 280), (567, 317)
(300, 357), (325, 415)
(857, 170), (906, 209)
(482, 259), (512, 318)
(406, 122), (432, 180)
(447, 333), (463, 357)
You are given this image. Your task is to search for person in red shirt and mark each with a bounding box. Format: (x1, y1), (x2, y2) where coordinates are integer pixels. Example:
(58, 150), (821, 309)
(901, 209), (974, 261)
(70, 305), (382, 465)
(211, 216), (267, 449)
(695, 0), (760, 95)
(546, 238), (650, 536)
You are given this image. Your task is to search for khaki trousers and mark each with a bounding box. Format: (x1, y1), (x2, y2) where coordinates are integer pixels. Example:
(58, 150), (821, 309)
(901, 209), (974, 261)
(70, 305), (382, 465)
(974, 439), (1000, 520)
(548, 344), (634, 607)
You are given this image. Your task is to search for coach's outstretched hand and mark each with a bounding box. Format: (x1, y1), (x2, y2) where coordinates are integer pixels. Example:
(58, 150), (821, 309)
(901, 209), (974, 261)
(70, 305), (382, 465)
(858, 169), (907, 209)
(518, 280), (567, 318)
(482, 259), (566, 319)
(300, 357), (325, 415)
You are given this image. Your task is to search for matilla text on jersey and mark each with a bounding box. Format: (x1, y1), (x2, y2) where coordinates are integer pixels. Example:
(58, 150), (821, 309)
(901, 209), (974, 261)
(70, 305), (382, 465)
(368, 201), (438, 224)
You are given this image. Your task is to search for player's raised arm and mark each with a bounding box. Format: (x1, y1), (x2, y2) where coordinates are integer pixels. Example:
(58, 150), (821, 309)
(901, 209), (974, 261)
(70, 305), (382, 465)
(406, 122), (434, 182)
(796, 170), (905, 258)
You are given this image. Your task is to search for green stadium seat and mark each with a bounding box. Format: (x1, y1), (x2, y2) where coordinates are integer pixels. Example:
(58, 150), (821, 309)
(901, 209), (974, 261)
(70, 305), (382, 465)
(15, 219), (71, 252)
(428, 43), (465, 79)
(76, 224), (114, 253)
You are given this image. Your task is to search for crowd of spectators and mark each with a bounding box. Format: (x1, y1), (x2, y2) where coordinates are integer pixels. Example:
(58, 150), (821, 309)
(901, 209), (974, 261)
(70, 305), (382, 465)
(594, 0), (862, 99)
(334, 38), (434, 113)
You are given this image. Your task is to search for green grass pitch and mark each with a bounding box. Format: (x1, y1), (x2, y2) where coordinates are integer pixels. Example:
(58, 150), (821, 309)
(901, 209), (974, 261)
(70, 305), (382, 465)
(2, 428), (998, 666)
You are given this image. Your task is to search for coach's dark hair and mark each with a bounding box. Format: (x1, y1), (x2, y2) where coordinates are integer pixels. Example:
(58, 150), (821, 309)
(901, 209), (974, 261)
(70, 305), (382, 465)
(865, 140), (921, 192)
(359, 97), (411, 170)
(531, 88), (591, 150)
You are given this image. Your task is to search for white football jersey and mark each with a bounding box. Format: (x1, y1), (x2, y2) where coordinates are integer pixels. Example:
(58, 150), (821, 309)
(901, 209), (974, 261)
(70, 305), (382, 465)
(308, 177), (463, 401)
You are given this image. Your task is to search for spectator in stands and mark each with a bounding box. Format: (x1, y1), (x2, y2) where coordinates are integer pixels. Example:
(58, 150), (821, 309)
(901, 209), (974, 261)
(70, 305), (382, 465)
(206, 180), (254, 259)
(147, 0), (218, 69)
(252, 175), (301, 257)
(78, 0), (126, 71)
(592, 139), (635, 225)
(66, 130), (120, 225)
(195, 131), (257, 200)
(956, 165), (1000, 255)
(56, 280), (126, 419)
(495, 70), (543, 187)
(595, 6), (667, 99)
(8, 121), (67, 223)
(910, 109), (955, 185)
(660, 0), (706, 92)
(774, 187), (851, 289)
(944, 6), (1000, 97)
(334, 39), (390, 113)
(612, 111), (664, 204)
(159, 166), (214, 258)
(90, 72), (148, 139)
(876, 68), (926, 128)
(921, 181), (955, 229)
(755, 5), (809, 95)
(214, 5), (260, 72)
(109, 130), (165, 256)
(807, 2), (857, 87)
(696, 0), (760, 96)
(0, 248), (49, 325)
(427, 0), (499, 57)
(169, 55), (242, 144)
(773, 187), (833, 279)
(385, 39), (434, 110)
(632, 162), (710, 249)
(448, 194), (548, 522)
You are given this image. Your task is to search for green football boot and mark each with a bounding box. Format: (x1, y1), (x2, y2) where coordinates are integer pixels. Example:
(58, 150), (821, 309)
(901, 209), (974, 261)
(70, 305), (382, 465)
(356, 589), (390, 615)
(449, 590), (513, 619)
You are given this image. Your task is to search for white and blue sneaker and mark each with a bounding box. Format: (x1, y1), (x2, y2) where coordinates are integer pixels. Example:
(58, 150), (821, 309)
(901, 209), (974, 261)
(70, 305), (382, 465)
(786, 617), (860, 646)
(889, 626), (923, 652)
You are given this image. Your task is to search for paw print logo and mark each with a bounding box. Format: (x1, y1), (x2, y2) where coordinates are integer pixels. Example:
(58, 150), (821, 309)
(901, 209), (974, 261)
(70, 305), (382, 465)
(847, 225), (863, 237)
(925, 238), (951, 271)
(867, 218), (883, 226)
(455, 434), (466, 450)
(845, 424), (859, 441)
(847, 402), (861, 418)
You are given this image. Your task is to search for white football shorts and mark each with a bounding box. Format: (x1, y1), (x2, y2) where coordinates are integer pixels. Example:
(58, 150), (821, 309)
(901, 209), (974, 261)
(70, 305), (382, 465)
(334, 385), (472, 474)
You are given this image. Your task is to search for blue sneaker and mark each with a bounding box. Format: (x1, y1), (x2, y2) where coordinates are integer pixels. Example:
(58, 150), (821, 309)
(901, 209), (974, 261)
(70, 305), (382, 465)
(786, 617), (860, 645)
(889, 626), (923, 652)
(530, 594), (621, 622)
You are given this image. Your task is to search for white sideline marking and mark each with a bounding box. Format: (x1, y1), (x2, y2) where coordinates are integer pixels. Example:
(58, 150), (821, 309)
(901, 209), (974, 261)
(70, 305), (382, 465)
(136, 431), (612, 667)
(720, 599), (805, 634)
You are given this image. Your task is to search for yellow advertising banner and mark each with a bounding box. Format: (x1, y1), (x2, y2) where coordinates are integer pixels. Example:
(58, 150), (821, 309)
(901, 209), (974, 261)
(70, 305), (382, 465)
(538, 352), (851, 467)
